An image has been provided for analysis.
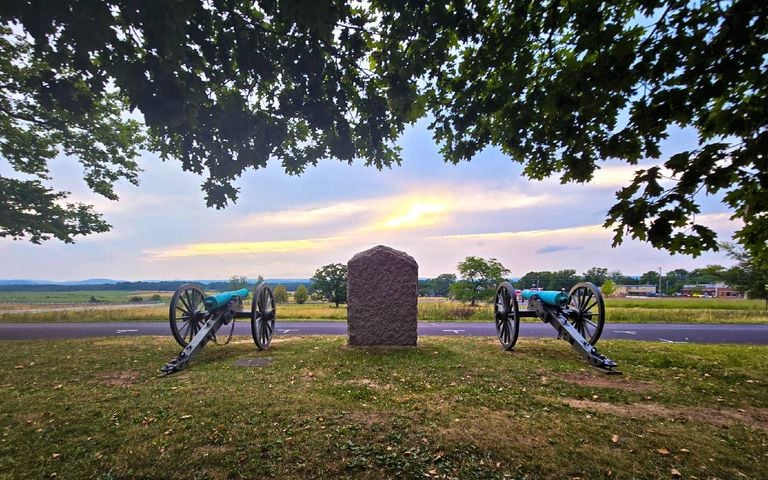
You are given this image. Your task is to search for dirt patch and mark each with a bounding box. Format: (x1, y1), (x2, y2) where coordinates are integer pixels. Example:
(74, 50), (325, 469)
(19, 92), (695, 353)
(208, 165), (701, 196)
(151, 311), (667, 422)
(562, 399), (768, 431)
(193, 445), (234, 456)
(102, 370), (141, 387)
(342, 410), (405, 427)
(438, 408), (547, 451)
(558, 372), (659, 393)
(340, 378), (393, 390)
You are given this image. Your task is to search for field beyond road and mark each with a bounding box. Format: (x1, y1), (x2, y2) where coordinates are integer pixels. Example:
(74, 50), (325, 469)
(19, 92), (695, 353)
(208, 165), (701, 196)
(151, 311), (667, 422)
(1, 292), (766, 325)
(1, 336), (766, 479)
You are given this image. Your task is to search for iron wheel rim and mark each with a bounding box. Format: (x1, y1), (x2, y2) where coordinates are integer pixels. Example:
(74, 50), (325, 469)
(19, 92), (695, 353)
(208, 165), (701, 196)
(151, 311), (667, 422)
(494, 282), (520, 350)
(567, 282), (605, 345)
(252, 284), (276, 350)
(169, 284), (207, 347)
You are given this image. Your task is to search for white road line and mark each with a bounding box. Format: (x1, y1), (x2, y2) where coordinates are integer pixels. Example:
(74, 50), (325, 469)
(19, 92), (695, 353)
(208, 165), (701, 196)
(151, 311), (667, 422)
(442, 329), (466, 334)
(659, 338), (688, 344)
(116, 329), (139, 334)
(278, 329), (299, 334)
(614, 330), (637, 335)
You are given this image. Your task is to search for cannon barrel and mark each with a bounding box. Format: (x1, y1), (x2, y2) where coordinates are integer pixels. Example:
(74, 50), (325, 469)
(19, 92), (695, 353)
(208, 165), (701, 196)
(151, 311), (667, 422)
(204, 288), (250, 310)
(521, 289), (569, 307)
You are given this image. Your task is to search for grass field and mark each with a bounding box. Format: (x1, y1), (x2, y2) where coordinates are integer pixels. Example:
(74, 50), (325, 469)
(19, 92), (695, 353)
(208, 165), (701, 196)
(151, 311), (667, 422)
(1, 336), (766, 479)
(1, 292), (766, 324)
(0, 290), (172, 305)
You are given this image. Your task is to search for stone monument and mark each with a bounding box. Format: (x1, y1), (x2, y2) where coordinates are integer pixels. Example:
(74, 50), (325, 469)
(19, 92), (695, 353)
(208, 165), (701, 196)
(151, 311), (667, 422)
(347, 245), (418, 346)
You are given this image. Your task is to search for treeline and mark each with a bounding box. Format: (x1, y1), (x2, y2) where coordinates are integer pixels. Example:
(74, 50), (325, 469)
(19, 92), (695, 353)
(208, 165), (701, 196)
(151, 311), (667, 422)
(421, 263), (764, 298)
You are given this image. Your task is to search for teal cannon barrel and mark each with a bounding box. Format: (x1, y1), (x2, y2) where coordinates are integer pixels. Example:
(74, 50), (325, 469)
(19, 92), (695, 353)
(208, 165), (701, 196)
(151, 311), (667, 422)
(521, 289), (569, 307)
(204, 288), (250, 310)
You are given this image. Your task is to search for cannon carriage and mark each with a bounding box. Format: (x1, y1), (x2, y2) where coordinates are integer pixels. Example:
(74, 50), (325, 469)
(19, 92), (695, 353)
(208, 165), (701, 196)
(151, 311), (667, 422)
(494, 281), (619, 373)
(161, 283), (276, 374)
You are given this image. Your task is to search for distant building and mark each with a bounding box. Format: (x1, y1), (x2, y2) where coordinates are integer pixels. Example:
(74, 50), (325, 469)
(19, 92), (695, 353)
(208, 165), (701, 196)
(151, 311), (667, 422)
(681, 283), (742, 298)
(613, 285), (657, 297)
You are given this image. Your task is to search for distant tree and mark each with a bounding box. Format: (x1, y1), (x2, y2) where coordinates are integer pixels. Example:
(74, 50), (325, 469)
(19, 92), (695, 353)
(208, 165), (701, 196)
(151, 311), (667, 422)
(430, 274), (457, 297)
(601, 279), (616, 296)
(721, 243), (767, 304)
(516, 271), (553, 290)
(639, 271), (660, 286)
(664, 269), (690, 294)
(228, 275), (249, 291)
(453, 257), (510, 306)
(310, 263), (347, 307)
(549, 269), (580, 291)
(582, 267), (609, 286)
(448, 280), (475, 304)
(294, 285), (309, 305)
(273, 284), (288, 304)
(689, 265), (727, 284)
(418, 279), (432, 296)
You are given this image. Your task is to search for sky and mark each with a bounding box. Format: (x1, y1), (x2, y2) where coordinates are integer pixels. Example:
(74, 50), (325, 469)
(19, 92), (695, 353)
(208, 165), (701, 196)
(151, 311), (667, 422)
(0, 119), (740, 281)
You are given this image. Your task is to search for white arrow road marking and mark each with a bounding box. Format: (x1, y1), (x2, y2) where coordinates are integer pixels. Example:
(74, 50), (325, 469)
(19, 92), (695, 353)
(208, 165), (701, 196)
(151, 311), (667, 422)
(442, 329), (466, 334)
(278, 329), (299, 334)
(659, 338), (688, 344)
(116, 329), (138, 334)
(614, 330), (637, 335)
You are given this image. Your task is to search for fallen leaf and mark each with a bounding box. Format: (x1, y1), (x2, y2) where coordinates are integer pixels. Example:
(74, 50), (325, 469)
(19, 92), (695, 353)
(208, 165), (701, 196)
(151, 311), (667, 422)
(680, 448), (690, 453)
(180, 415), (192, 420)
(670, 468), (681, 478)
(53, 384), (63, 390)
(52, 453), (60, 459)
(657, 448), (670, 456)
(611, 435), (620, 444)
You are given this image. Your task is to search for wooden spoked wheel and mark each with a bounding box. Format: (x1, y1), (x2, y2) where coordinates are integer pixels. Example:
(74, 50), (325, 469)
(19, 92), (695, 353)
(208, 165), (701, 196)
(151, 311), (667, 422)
(169, 283), (208, 347)
(494, 282), (520, 350)
(567, 282), (605, 345)
(251, 284), (276, 350)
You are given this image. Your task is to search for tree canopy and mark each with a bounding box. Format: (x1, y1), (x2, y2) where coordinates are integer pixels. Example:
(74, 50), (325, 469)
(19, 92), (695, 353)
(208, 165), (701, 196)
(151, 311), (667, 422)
(310, 263), (347, 307)
(294, 284), (309, 304)
(273, 284), (289, 303)
(450, 256), (509, 305)
(1, 0), (765, 262)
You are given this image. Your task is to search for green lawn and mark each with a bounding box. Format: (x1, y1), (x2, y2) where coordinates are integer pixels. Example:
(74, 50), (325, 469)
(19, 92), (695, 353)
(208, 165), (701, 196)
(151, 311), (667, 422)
(1, 336), (766, 479)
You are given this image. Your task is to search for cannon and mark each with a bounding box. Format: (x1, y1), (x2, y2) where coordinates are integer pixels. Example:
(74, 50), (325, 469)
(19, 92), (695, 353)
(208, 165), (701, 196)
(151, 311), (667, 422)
(494, 282), (620, 373)
(160, 283), (276, 374)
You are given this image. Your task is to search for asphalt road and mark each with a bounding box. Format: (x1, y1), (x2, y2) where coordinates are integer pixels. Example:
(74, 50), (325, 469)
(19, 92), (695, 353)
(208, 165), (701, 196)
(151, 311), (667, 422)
(1, 321), (767, 344)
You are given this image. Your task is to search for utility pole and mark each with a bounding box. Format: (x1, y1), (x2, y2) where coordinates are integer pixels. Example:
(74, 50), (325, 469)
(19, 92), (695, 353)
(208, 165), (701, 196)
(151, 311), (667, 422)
(658, 267), (662, 295)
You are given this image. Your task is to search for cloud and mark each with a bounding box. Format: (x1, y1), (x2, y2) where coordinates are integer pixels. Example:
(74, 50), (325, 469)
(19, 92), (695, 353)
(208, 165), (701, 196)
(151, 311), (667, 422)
(145, 237), (341, 258)
(242, 202), (369, 227)
(241, 184), (559, 233)
(429, 223), (607, 242)
(536, 244), (582, 254)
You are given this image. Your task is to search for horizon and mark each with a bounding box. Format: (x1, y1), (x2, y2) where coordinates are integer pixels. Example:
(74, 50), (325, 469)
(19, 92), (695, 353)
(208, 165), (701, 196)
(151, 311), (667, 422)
(0, 120), (738, 281)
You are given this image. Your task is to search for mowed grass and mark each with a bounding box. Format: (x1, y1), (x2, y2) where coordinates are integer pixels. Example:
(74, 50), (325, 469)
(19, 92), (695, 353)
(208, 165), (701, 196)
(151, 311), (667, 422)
(1, 336), (766, 479)
(1, 292), (766, 324)
(0, 290), (172, 305)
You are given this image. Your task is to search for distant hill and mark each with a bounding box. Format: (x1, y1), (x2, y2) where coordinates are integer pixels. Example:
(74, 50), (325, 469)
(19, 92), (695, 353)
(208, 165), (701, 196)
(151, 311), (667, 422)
(0, 278), (312, 292)
(0, 278), (121, 286)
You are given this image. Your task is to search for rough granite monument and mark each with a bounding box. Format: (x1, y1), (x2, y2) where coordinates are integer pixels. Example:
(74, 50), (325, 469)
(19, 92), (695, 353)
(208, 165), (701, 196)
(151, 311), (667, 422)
(347, 245), (418, 346)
